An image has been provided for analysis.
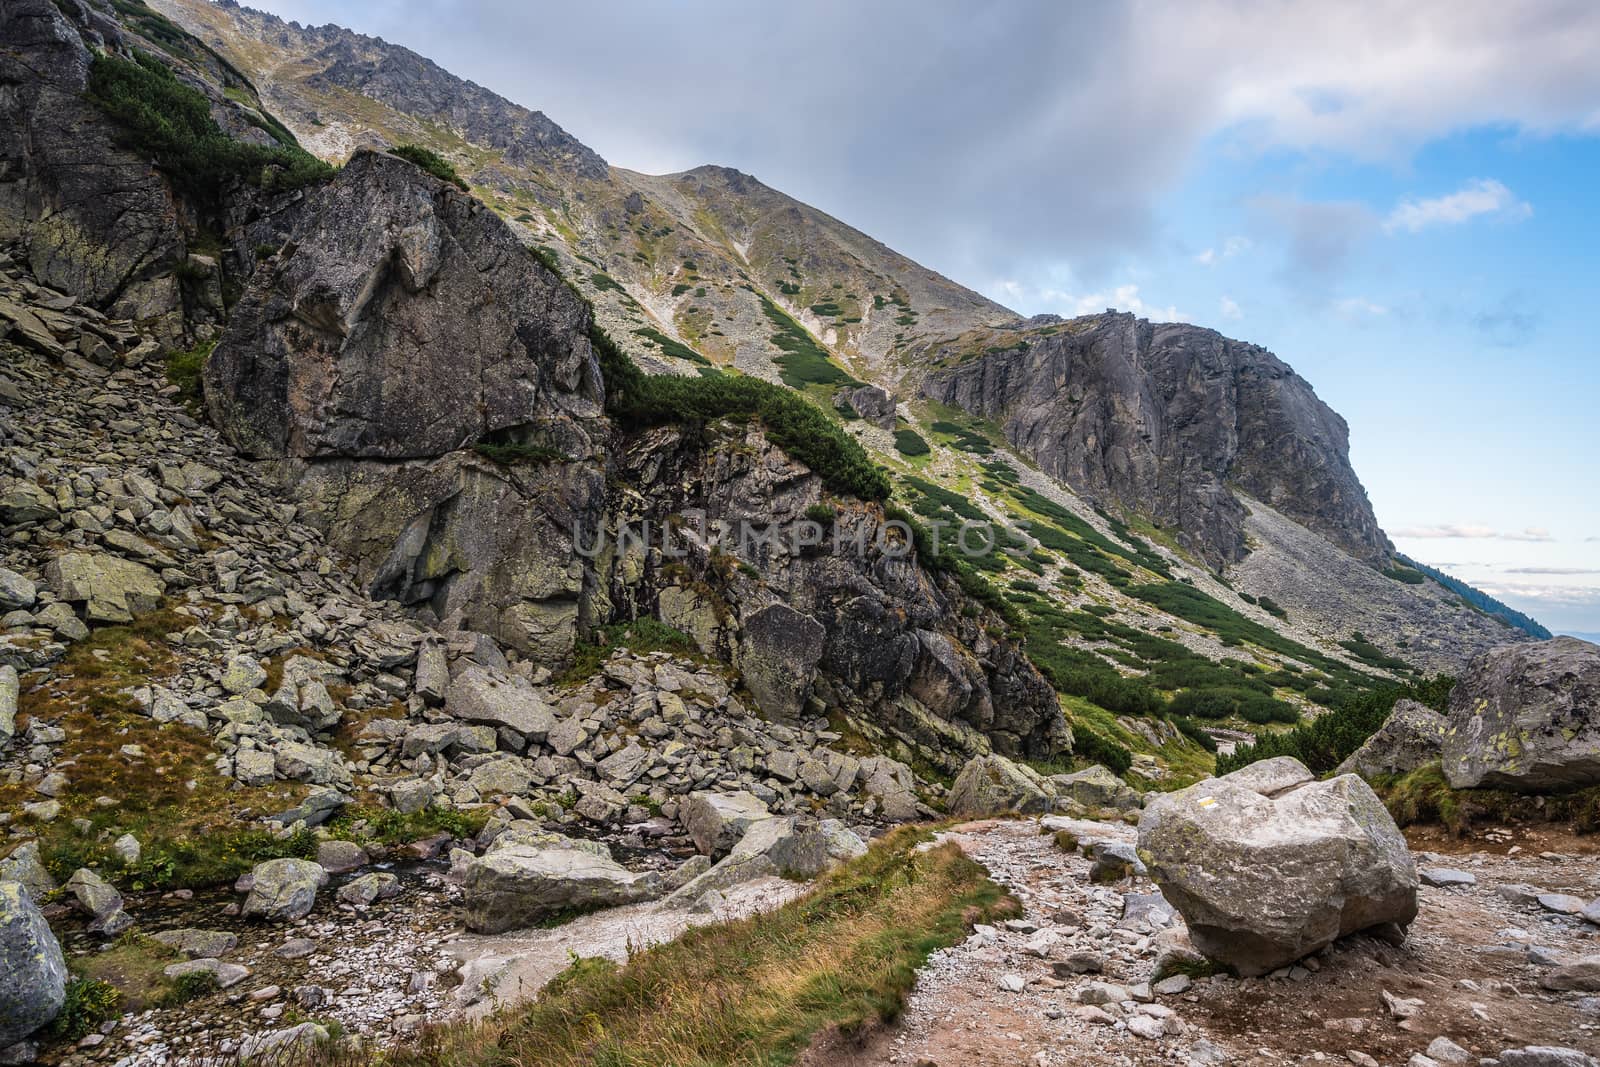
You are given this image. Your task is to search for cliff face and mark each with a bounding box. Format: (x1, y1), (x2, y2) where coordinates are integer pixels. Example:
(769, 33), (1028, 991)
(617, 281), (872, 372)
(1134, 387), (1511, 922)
(0, 0), (185, 329)
(921, 314), (1393, 570)
(201, 149), (1065, 764)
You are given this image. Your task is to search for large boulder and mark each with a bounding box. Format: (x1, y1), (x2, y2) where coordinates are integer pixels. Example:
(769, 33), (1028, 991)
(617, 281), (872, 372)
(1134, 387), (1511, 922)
(463, 839), (661, 933)
(1335, 699), (1447, 779)
(446, 666), (555, 741)
(0, 664), (17, 748)
(0, 881), (67, 1045)
(204, 150), (607, 658)
(665, 817), (834, 904)
(1051, 764), (1142, 813)
(1442, 637), (1600, 792)
(65, 867), (131, 935)
(45, 551), (164, 624)
(682, 790), (773, 856)
(241, 859), (328, 921)
(736, 604), (826, 720)
(1138, 758), (1418, 976)
(947, 753), (1053, 816)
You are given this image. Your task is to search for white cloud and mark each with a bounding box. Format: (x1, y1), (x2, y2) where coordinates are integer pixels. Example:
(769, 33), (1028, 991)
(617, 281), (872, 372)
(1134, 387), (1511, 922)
(1195, 236), (1251, 266)
(1334, 297), (1389, 319)
(1392, 523), (1555, 542)
(1059, 284), (1186, 323)
(1383, 178), (1532, 233)
(1219, 295), (1243, 319)
(1505, 566), (1600, 575)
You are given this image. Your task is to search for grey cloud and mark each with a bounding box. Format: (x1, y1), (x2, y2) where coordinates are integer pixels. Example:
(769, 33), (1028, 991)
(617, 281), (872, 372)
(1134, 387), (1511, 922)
(247, 0), (1600, 291)
(1472, 294), (1541, 347)
(1505, 566), (1600, 575)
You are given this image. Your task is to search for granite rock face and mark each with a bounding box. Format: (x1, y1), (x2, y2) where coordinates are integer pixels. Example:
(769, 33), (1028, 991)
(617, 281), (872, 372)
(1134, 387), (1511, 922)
(206, 149), (604, 462)
(921, 314), (1391, 569)
(0, 0), (184, 328)
(0, 881), (68, 1045)
(1138, 758), (1418, 976)
(1442, 637), (1600, 792)
(1335, 699), (1447, 780)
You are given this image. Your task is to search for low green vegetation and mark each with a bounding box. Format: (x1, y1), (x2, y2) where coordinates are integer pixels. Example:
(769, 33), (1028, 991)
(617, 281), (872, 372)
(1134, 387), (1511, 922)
(560, 619), (702, 685)
(753, 290), (862, 389)
(1215, 674), (1453, 776)
(164, 336), (216, 404)
(293, 827), (1015, 1067)
(893, 428), (930, 456)
(50, 978), (121, 1041)
(1378, 762), (1600, 835)
(631, 326), (711, 366)
(1398, 555), (1552, 639)
(472, 442), (568, 465)
(387, 144), (468, 190)
(595, 324), (890, 502)
(87, 51), (332, 204)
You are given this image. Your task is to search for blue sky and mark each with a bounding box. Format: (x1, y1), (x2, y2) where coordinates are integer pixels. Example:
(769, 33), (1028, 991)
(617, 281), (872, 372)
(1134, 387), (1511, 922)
(243, 0), (1600, 632)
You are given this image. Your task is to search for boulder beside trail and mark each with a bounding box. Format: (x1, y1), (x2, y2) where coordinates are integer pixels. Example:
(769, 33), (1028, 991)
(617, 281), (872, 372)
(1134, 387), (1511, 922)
(462, 836), (661, 933)
(1335, 699), (1447, 780)
(0, 881), (68, 1045)
(1442, 637), (1600, 792)
(1138, 758), (1418, 977)
(947, 753), (1053, 816)
(1050, 764), (1142, 814)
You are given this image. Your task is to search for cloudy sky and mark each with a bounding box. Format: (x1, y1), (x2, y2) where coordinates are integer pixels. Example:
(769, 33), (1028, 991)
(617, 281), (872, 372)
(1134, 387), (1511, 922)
(250, 0), (1600, 634)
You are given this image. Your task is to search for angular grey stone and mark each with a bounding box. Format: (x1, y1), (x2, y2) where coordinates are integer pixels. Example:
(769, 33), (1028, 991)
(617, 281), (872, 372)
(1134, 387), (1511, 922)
(1442, 636), (1600, 791)
(947, 753), (1052, 816)
(241, 859), (328, 921)
(0, 881), (67, 1045)
(1499, 1049), (1600, 1067)
(1419, 867), (1476, 888)
(463, 844), (660, 933)
(45, 551), (164, 624)
(0, 843), (55, 901)
(151, 928), (239, 959)
(1051, 764), (1141, 812)
(1335, 699), (1447, 781)
(682, 790), (772, 856)
(736, 604), (825, 720)
(447, 666), (555, 741)
(336, 872), (400, 906)
(0, 665), (17, 747)
(1138, 759), (1417, 977)
(0, 567), (36, 612)
(315, 840), (368, 875)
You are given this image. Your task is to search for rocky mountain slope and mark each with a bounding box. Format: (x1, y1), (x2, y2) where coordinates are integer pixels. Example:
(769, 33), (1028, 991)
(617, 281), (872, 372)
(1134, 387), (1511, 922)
(139, 0), (1535, 679)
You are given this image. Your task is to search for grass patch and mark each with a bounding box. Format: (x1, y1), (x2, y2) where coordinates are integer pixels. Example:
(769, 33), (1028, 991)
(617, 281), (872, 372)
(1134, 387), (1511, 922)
(326, 805), (490, 847)
(387, 144), (468, 190)
(291, 826), (1016, 1067)
(632, 326), (711, 366)
(164, 336), (216, 404)
(753, 290), (862, 389)
(0, 608), (315, 889)
(49, 977), (121, 1041)
(559, 619), (702, 686)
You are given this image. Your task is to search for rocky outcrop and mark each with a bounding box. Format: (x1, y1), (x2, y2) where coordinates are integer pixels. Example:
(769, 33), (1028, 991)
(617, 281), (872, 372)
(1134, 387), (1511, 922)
(1442, 637), (1600, 792)
(0, 881), (67, 1046)
(1137, 758), (1418, 976)
(921, 315), (1391, 569)
(0, 0), (185, 328)
(947, 753), (1054, 816)
(205, 149), (607, 659)
(1335, 699), (1447, 779)
(207, 150), (604, 462)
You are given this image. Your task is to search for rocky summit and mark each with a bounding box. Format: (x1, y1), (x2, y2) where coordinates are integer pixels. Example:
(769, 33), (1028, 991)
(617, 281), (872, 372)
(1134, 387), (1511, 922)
(0, 2), (1594, 1066)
